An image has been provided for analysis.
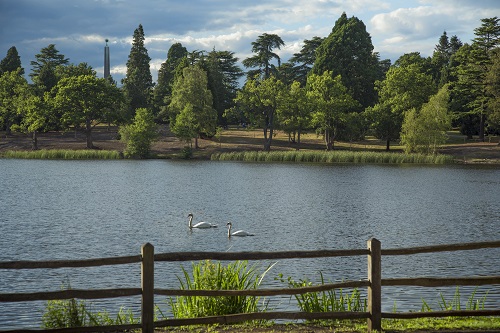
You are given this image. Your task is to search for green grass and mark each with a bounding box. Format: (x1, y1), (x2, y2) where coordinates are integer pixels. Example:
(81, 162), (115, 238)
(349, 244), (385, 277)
(1, 149), (121, 159)
(211, 150), (455, 164)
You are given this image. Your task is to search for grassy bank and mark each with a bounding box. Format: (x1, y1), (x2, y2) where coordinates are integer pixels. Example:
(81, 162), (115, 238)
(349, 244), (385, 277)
(211, 150), (455, 164)
(1, 149), (121, 159)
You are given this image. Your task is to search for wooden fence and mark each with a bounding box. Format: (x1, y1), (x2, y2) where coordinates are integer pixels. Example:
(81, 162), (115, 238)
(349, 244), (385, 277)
(1, 238), (499, 333)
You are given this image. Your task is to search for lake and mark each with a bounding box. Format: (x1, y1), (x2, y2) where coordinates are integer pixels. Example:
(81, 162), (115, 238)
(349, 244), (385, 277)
(0, 159), (499, 329)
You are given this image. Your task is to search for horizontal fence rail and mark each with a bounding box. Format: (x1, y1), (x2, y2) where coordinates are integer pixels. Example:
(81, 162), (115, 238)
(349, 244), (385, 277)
(0, 239), (499, 333)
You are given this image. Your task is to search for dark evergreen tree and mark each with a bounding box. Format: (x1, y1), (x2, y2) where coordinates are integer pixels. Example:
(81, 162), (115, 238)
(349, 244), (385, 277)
(432, 32), (463, 87)
(0, 46), (24, 75)
(122, 24), (153, 119)
(29, 44), (69, 94)
(289, 36), (324, 85)
(243, 33), (285, 79)
(312, 13), (379, 108)
(202, 49), (243, 127)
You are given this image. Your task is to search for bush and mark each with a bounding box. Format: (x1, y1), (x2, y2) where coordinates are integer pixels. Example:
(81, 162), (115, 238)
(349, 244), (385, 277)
(119, 108), (159, 158)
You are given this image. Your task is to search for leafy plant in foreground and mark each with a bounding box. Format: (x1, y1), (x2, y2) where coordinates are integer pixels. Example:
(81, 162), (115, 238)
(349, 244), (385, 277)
(169, 260), (274, 318)
(276, 272), (367, 313)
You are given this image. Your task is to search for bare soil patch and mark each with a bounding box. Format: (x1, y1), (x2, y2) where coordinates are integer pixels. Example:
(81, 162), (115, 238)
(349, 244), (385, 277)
(1, 126), (499, 164)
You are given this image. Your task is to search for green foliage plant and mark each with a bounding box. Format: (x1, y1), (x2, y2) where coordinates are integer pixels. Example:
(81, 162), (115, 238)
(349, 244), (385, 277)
(119, 107), (159, 158)
(169, 260), (274, 318)
(276, 272), (366, 314)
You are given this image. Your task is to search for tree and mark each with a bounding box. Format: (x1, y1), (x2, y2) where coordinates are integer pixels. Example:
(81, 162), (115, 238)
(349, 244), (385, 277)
(202, 49), (244, 127)
(0, 68), (26, 134)
(169, 66), (216, 148)
(471, 17), (500, 140)
(486, 48), (500, 137)
(367, 62), (436, 150)
(12, 86), (48, 150)
(0, 46), (24, 75)
(312, 13), (379, 108)
(242, 33), (285, 79)
(30, 44), (69, 94)
(233, 76), (285, 151)
(277, 81), (312, 145)
(307, 71), (360, 150)
(400, 84), (451, 154)
(431, 31), (463, 87)
(51, 74), (123, 148)
(288, 36), (324, 85)
(122, 24), (153, 119)
(153, 43), (188, 119)
(119, 107), (159, 158)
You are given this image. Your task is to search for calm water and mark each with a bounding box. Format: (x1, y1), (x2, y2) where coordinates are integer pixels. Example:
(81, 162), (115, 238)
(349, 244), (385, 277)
(0, 159), (499, 329)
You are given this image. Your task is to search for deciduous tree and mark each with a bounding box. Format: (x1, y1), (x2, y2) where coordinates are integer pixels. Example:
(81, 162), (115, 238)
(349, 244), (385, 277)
(119, 107), (159, 158)
(307, 71), (360, 150)
(169, 66), (216, 148)
(51, 74), (122, 148)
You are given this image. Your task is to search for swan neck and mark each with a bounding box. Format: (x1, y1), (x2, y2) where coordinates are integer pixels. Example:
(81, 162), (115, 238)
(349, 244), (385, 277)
(188, 215), (193, 228)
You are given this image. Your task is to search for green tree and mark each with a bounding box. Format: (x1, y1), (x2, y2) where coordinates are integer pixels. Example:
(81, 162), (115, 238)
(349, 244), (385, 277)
(169, 66), (216, 148)
(242, 33), (285, 79)
(276, 81), (311, 145)
(119, 107), (159, 158)
(30, 44), (69, 94)
(312, 13), (379, 108)
(401, 84), (452, 154)
(122, 24), (153, 119)
(153, 43), (188, 120)
(0, 68), (26, 134)
(233, 76), (285, 151)
(202, 49), (244, 127)
(288, 37), (325, 85)
(51, 74), (122, 148)
(367, 62), (436, 150)
(307, 71), (360, 150)
(0, 46), (24, 75)
(431, 32), (463, 87)
(12, 86), (48, 150)
(486, 48), (500, 136)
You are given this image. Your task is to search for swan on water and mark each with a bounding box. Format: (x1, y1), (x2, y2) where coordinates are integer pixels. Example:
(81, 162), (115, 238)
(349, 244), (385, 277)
(226, 222), (254, 237)
(188, 213), (217, 229)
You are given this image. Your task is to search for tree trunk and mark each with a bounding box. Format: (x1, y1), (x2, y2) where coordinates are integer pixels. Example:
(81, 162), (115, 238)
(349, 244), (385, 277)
(195, 136), (199, 149)
(31, 131), (38, 150)
(85, 119), (94, 149)
(386, 139), (390, 151)
(479, 113), (485, 142)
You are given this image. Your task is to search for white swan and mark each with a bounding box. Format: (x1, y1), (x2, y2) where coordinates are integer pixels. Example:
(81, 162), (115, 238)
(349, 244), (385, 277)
(227, 222), (254, 237)
(188, 213), (217, 229)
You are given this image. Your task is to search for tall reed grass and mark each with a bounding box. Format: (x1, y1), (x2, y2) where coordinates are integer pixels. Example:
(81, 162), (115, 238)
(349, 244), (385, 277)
(168, 260), (274, 318)
(211, 150), (454, 164)
(2, 149), (121, 159)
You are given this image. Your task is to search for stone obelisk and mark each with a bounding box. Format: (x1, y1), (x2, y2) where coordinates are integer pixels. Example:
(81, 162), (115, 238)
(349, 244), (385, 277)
(104, 39), (110, 79)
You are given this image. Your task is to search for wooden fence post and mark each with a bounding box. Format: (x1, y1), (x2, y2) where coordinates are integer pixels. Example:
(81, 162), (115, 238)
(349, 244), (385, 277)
(141, 243), (154, 333)
(367, 238), (381, 332)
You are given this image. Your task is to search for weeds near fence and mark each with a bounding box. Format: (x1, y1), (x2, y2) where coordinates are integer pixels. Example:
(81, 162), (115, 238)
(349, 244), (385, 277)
(168, 260), (275, 318)
(276, 272), (367, 314)
(211, 150), (454, 164)
(420, 286), (488, 312)
(2, 149), (121, 159)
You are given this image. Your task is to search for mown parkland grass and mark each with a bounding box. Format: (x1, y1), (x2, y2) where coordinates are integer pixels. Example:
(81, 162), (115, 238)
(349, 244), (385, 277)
(211, 150), (455, 164)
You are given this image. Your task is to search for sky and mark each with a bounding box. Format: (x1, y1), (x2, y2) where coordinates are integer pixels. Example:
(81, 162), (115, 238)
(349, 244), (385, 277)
(1, 0), (499, 85)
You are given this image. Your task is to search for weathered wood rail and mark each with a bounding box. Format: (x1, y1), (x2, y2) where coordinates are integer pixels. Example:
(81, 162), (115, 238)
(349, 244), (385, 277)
(0, 239), (499, 333)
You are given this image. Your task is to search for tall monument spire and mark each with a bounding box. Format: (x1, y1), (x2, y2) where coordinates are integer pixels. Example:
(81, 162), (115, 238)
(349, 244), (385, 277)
(104, 39), (110, 79)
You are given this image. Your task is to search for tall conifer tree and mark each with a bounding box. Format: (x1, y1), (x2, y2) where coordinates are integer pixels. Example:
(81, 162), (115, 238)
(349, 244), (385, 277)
(122, 24), (153, 119)
(312, 13), (379, 108)
(0, 46), (24, 75)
